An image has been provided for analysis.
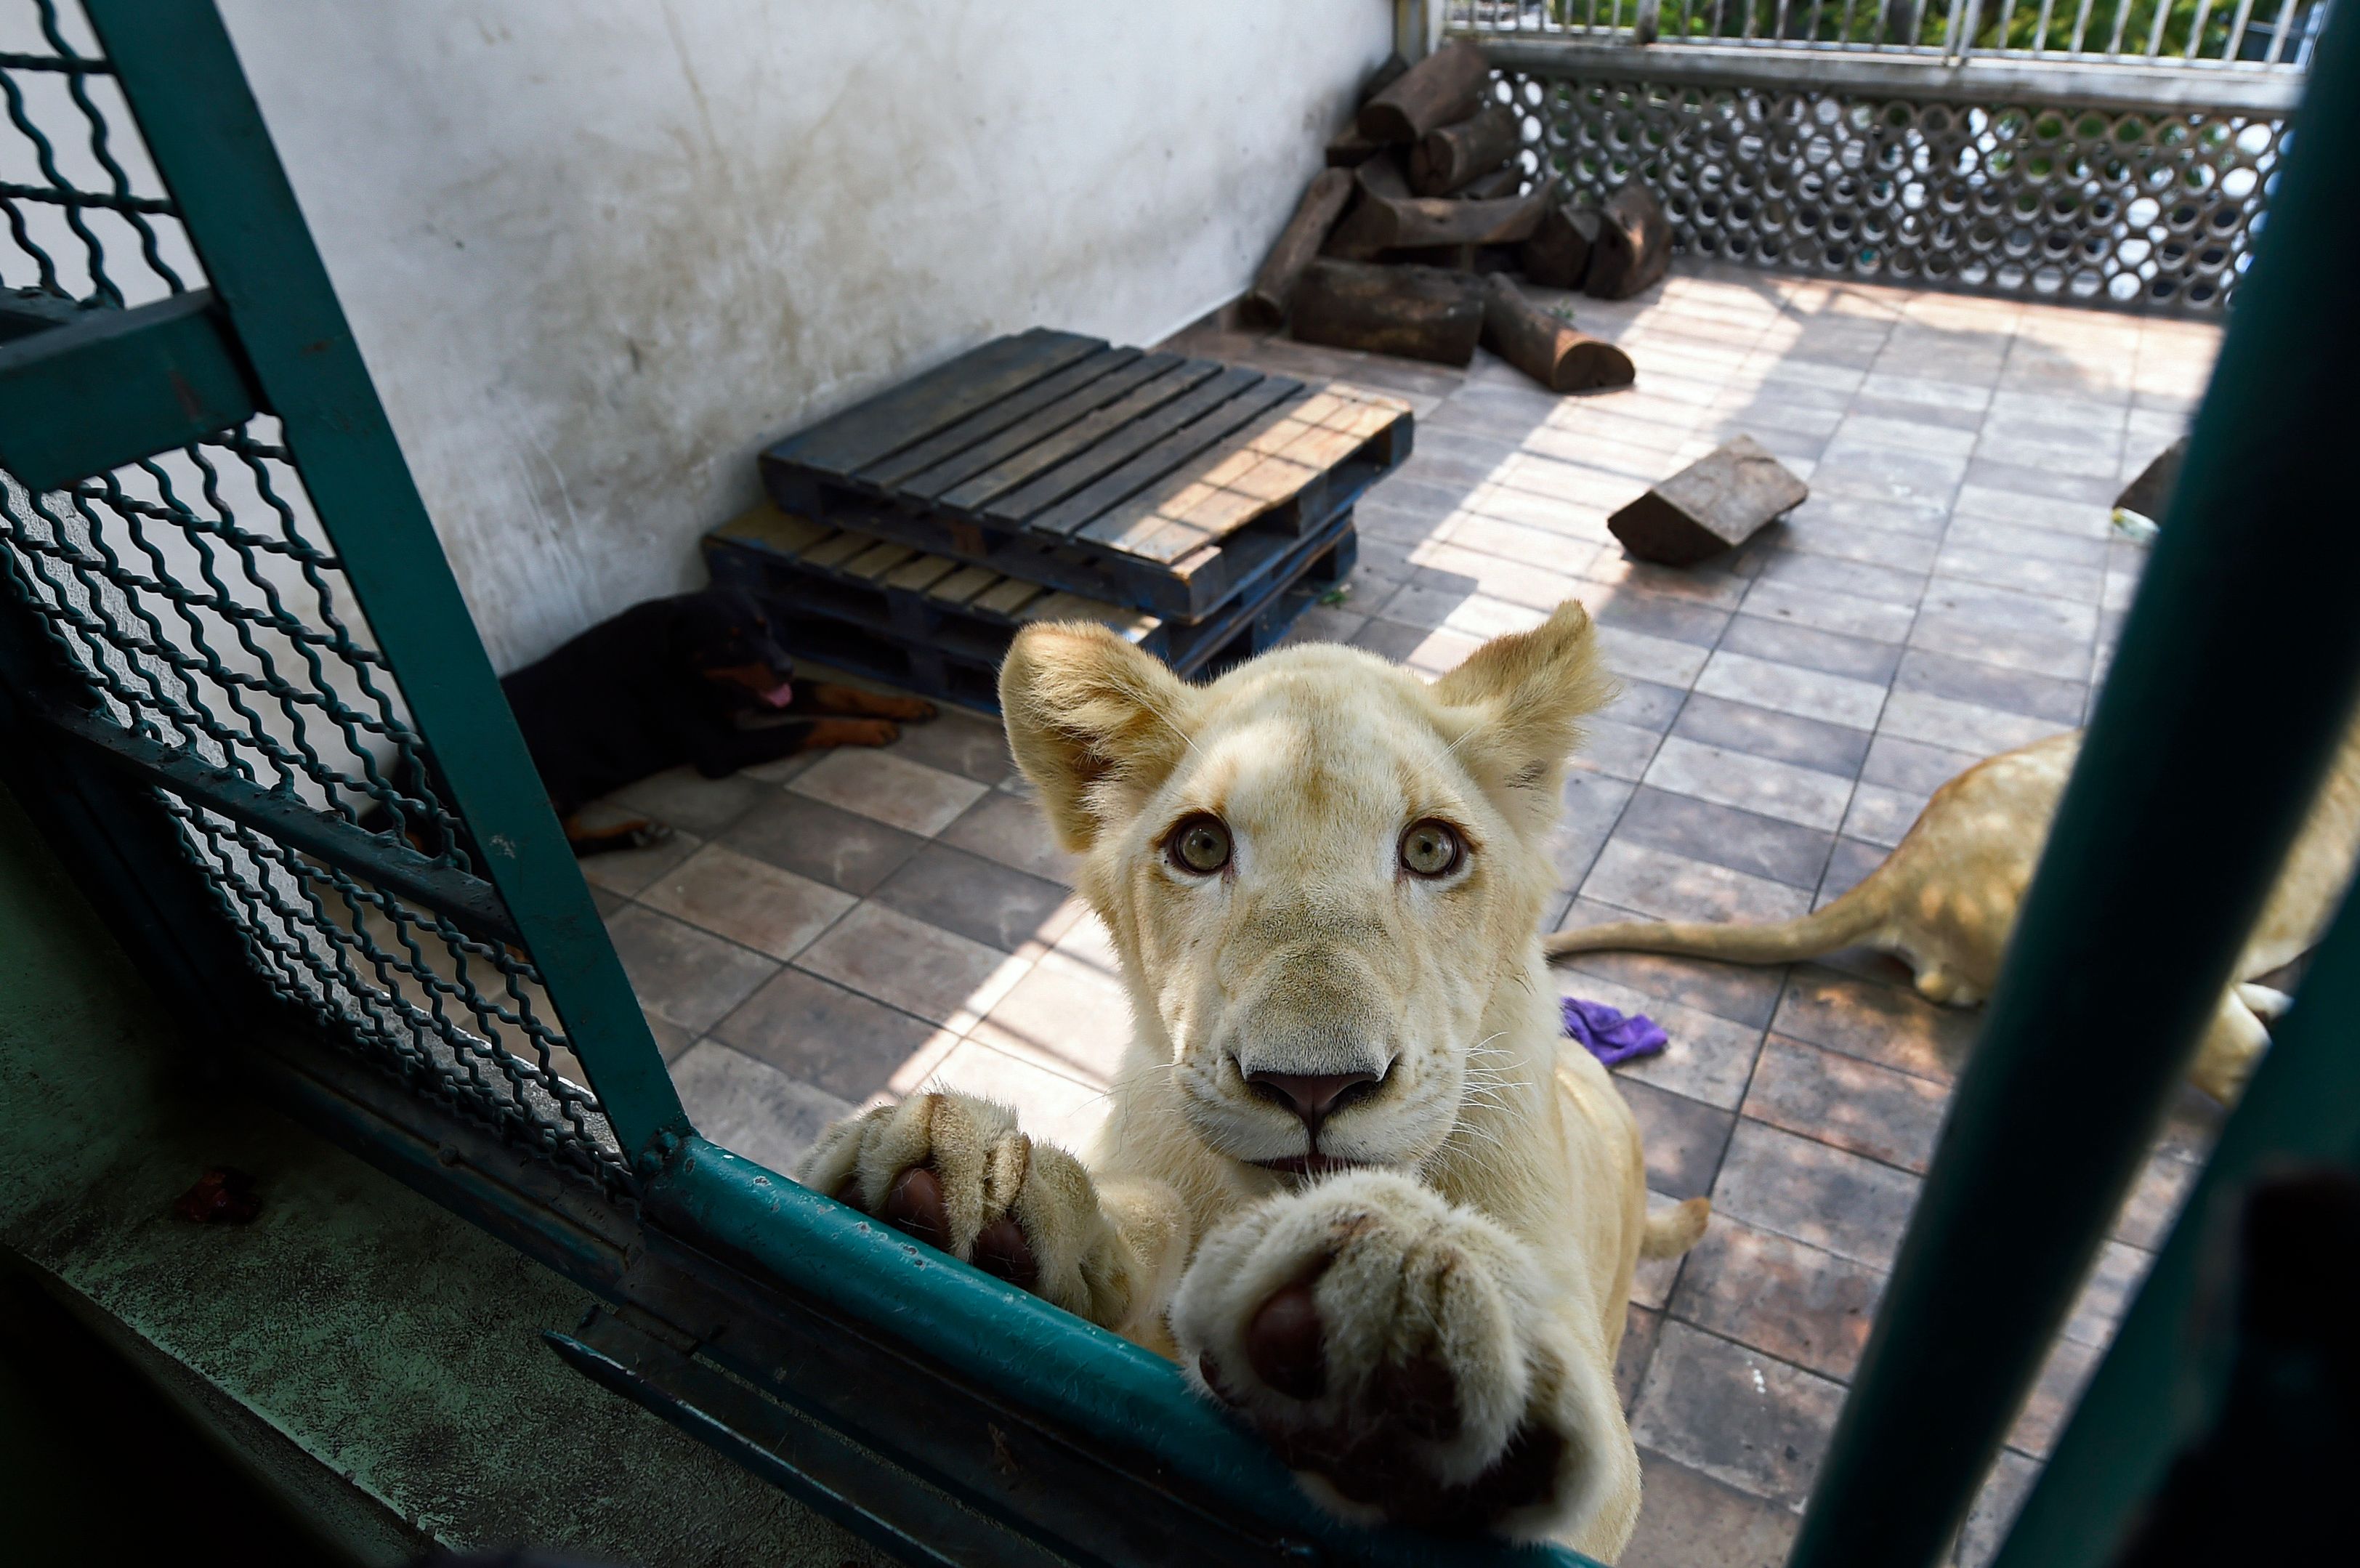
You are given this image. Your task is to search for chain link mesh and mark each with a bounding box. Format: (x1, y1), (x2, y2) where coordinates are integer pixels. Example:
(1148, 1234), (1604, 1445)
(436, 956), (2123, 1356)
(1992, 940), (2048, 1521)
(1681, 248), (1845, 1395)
(1498, 68), (2280, 312)
(2, 4), (631, 1195)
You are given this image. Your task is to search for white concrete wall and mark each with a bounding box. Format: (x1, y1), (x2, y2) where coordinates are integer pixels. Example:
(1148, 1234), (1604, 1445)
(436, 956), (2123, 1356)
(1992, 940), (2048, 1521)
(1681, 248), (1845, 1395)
(218, 1), (1392, 671)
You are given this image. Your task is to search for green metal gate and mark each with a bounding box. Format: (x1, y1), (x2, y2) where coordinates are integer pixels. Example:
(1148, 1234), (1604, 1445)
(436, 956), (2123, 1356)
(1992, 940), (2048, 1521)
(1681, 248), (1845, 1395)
(4, 2), (2356, 1565)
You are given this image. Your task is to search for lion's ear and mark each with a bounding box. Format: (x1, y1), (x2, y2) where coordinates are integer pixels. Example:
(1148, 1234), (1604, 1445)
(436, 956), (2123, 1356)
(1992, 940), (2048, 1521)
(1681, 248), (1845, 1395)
(999, 622), (1202, 853)
(1429, 600), (1615, 815)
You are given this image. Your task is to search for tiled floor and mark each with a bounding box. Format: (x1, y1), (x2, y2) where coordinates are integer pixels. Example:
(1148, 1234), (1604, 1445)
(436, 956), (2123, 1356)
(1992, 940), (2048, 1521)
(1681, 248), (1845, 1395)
(594, 262), (2228, 1567)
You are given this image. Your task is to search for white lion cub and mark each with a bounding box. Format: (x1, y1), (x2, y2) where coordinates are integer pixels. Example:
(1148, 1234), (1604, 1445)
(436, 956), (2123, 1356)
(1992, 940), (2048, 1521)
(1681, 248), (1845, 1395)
(798, 602), (1706, 1556)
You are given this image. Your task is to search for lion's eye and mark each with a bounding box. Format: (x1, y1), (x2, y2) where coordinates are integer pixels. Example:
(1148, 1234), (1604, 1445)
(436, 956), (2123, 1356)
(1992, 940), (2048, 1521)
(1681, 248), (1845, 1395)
(1399, 820), (1464, 878)
(1168, 815), (1232, 876)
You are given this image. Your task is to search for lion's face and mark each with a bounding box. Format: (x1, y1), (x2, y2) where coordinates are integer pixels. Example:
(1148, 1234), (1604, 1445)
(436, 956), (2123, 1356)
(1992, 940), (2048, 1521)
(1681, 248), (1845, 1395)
(1001, 605), (1609, 1187)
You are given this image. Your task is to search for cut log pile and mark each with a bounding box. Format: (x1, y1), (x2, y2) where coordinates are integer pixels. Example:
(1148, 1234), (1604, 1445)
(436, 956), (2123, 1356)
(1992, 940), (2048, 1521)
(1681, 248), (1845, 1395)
(1244, 41), (1671, 392)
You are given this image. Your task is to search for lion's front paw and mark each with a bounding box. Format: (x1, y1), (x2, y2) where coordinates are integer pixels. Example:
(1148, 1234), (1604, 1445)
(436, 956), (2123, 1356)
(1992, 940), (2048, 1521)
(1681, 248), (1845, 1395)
(1169, 1171), (1633, 1545)
(796, 1091), (1136, 1330)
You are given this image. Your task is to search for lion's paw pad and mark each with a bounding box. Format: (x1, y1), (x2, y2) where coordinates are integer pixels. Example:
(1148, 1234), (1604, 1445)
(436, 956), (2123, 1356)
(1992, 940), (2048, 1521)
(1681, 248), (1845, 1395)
(1171, 1171), (1591, 1533)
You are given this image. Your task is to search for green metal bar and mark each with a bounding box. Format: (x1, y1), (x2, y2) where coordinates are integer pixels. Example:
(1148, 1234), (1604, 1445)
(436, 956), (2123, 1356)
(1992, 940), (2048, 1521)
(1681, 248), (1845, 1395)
(1989, 887), (2360, 1568)
(1785, 7), (2360, 1564)
(79, 0), (687, 1162)
(547, 1312), (1062, 1568)
(0, 289), (259, 491)
(645, 1137), (1593, 1568)
(25, 694), (523, 947)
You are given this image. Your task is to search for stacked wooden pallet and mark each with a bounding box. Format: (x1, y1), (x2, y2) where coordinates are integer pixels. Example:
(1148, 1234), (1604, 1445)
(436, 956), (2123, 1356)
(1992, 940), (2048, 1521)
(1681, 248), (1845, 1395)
(703, 327), (1409, 713)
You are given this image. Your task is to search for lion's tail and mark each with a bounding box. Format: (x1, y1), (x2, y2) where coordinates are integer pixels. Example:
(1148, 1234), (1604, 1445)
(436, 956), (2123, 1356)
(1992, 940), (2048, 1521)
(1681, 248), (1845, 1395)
(1545, 879), (1885, 967)
(1642, 1197), (1710, 1259)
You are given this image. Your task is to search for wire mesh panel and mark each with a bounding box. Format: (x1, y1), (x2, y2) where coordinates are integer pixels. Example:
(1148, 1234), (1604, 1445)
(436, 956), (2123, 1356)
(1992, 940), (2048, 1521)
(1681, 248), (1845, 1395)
(1492, 68), (2282, 308)
(1, 2), (632, 1195)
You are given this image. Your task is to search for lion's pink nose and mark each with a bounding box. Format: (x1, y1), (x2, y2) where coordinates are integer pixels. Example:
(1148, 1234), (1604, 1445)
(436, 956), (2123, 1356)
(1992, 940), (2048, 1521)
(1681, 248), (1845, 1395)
(1247, 1070), (1381, 1135)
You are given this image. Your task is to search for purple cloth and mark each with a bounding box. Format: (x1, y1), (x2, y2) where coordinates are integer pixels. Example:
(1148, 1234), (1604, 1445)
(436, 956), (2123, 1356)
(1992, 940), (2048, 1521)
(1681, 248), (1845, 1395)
(1561, 995), (1668, 1067)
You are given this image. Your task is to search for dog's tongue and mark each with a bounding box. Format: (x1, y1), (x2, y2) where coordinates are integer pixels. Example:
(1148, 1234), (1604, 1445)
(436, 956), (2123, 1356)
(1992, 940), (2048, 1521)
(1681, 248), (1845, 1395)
(755, 679), (794, 709)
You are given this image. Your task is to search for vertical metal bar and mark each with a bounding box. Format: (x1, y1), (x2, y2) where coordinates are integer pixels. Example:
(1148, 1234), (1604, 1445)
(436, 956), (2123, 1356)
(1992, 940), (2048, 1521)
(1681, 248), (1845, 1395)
(1947, 0), (1981, 57)
(2108, 0), (2134, 54)
(2188, 0), (2219, 57)
(1910, 0), (1934, 48)
(2225, 0), (2260, 62)
(2146, 0), (2175, 54)
(2264, 0), (2299, 61)
(1989, 886), (2360, 1568)
(1782, 3), (2360, 1563)
(2072, 0), (2104, 53)
(78, 0), (689, 1165)
(2033, 0), (2058, 49)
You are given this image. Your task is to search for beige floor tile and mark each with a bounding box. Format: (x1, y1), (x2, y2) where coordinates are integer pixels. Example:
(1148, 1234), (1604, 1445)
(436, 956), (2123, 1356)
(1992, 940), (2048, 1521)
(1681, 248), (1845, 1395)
(793, 901), (1030, 1033)
(1839, 783), (1928, 848)
(1713, 1120), (1921, 1272)
(1737, 579), (1917, 645)
(671, 1040), (855, 1179)
(579, 828), (702, 897)
(1630, 1321), (1846, 1510)
(1556, 965), (1769, 1110)
(1584, 839), (1816, 926)
(1878, 690), (2072, 755)
(973, 950), (1135, 1088)
(639, 843), (857, 960)
(919, 1037), (1116, 1158)
(1671, 1214), (1886, 1383)
(1594, 625), (1713, 687)
(1742, 1036), (1950, 1175)
(789, 748), (988, 836)
(1644, 735), (1859, 831)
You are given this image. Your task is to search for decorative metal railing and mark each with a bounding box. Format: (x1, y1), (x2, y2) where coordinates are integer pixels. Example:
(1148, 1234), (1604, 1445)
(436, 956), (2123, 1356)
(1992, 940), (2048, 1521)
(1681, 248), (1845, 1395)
(1450, 0), (2327, 67)
(1447, 0), (2324, 309)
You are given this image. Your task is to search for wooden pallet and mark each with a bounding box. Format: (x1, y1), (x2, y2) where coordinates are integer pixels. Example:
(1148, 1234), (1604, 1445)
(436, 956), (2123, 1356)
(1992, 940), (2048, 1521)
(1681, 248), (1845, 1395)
(706, 505), (1357, 714)
(759, 327), (1409, 621)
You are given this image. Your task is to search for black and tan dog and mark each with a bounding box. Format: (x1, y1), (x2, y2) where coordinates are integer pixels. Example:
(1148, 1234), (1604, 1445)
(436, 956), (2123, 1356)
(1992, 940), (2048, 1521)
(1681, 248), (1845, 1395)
(376, 586), (933, 856)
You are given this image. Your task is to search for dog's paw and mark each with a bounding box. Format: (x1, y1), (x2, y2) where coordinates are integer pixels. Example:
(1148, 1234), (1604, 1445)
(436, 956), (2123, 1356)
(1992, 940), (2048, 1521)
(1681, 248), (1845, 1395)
(1170, 1171), (1632, 1543)
(796, 1091), (1137, 1330)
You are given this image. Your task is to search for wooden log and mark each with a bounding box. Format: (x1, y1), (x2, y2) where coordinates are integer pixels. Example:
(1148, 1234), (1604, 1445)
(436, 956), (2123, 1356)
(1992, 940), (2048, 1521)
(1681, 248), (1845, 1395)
(1356, 40), (1490, 145)
(1519, 202), (1600, 289)
(1325, 173), (1556, 259)
(1324, 56), (1409, 166)
(1408, 103), (1522, 195)
(1607, 436), (1808, 566)
(1242, 169), (1357, 328)
(1458, 163), (1526, 202)
(1290, 261), (1485, 367)
(1326, 125), (1386, 166)
(1583, 182), (1673, 300)
(1357, 154), (1413, 202)
(2114, 436), (2186, 522)
(1375, 242), (1521, 273)
(1479, 275), (1635, 394)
